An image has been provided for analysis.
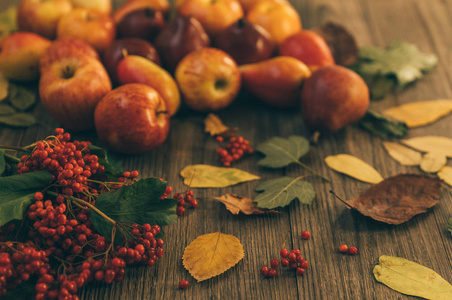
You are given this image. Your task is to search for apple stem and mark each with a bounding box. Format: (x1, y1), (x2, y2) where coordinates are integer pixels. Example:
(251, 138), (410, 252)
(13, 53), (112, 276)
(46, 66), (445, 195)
(296, 160), (330, 182)
(121, 48), (129, 58)
(237, 18), (246, 28)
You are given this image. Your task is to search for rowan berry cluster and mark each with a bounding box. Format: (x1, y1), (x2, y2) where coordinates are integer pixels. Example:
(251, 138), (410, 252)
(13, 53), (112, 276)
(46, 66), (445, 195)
(261, 248), (309, 278)
(215, 136), (253, 167)
(174, 190), (198, 216)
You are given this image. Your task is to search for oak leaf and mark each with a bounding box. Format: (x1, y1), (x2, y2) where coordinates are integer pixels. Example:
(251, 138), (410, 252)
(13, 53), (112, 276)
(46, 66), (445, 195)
(382, 141), (422, 166)
(383, 99), (452, 127)
(213, 193), (279, 215)
(373, 255), (452, 300)
(204, 113), (237, 137)
(183, 232), (244, 281)
(180, 164), (259, 188)
(324, 154), (383, 184)
(342, 174), (441, 225)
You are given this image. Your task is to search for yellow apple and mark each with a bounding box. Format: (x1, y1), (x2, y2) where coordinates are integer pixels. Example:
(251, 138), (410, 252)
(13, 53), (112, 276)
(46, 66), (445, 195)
(70, 0), (112, 15)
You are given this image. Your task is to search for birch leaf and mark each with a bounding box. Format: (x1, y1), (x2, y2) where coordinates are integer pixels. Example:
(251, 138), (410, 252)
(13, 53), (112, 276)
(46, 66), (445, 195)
(254, 177), (315, 209)
(256, 135), (309, 168)
(214, 193), (279, 215)
(383, 100), (452, 127)
(183, 232), (244, 282)
(344, 174), (441, 225)
(180, 165), (259, 188)
(324, 154), (383, 184)
(420, 153), (446, 173)
(402, 136), (452, 157)
(437, 166), (452, 186)
(373, 255), (452, 300)
(382, 141), (422, 166)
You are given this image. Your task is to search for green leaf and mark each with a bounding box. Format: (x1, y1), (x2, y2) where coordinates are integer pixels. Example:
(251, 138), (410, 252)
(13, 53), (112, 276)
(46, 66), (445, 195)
(88, 145), (123, 176)
(373, 255), (452, 299)
(0, 113), (36, 127)
(0, 150), (5, 175)
(91, 178), (177, 244)
(0, 171), (53, 226)
(8, 83), (36, 111)
(0, 6), (17, 41)
(359, 109), (408, 139)
(3, 279), (35, 300)
(254, 177), (315, 209)
(447, 218), (452, 236)
(355, 40), (438, 89)
(256, 135), (309, 169)
(0, 104), (16, 115)
(368, 75), (395, 100)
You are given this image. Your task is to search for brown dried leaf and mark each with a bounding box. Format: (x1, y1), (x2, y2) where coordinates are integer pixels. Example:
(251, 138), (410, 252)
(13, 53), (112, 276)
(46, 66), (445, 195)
(204, 113), (237, 137)
(213, 193), (279, 215)
(313, 22), (359, 66)
(344, 174), (441, 225)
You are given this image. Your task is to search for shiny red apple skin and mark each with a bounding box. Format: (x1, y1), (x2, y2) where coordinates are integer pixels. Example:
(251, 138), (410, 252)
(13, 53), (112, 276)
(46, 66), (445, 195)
(279, 30), (335, 71)
(0, 32), (51, 81)
(94, 83), (170, 154)
(117, 8), (164, 41)
(175, 47), (241, 111)
(40, 38), (100, 71)
(103, 38), (161, 85)
(213, 18), (275, 65)
(154, 14), (210, 73)
(56, 8), (115, 53)
(39, 56), (112, 131)
(301, 65), (369, 133)
(17, 0), (73, 39)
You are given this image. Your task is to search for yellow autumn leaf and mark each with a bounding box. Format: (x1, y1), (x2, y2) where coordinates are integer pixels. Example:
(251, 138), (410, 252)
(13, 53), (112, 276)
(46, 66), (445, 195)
(437, 166), (452, 186)
(419, 152), (446, 173)
(0, 73), (8, 101)
(383, 99), (452, 127)
(382, 141), (422, 166)
(204, 113), (237, 136)
(183, 232), (245, 282)
(180, 164), (259, 188)
(402, 136), (452, 157)
(374, 255), (452, 300)
(324, 154), (383, 184)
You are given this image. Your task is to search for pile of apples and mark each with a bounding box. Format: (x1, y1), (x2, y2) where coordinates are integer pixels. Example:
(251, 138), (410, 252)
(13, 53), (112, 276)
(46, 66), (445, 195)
(0, 0), (369, 154)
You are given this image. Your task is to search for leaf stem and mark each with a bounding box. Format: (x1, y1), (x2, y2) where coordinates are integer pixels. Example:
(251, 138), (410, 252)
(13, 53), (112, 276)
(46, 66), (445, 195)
(296, 161), (330, 182)
(3, 153), (20, 163)
(46, 191), (116, 225)
(329, 190), (353, 209)
(0, 145), (31, 153)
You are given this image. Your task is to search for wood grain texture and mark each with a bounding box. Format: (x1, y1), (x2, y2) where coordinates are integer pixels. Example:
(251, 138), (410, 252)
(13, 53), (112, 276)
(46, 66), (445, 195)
(1, 0), (452, 299)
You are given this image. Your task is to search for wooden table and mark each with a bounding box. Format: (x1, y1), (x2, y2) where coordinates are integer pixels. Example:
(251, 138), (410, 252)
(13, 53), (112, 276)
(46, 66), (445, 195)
(1, 0), (452, 299)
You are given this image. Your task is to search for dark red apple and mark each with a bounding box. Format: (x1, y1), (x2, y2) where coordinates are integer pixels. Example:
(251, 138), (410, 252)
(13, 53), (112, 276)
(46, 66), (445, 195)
(213, 18), (275, 65)
(301, 65), (369, 133)
(94, 83), (170, 154)
(103, 38), (161, 86)
(116, 7), (164, 41)
(154, 14), (210, 73)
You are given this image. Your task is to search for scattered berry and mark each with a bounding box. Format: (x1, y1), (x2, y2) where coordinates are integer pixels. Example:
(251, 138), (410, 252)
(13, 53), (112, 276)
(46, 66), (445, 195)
(178, 280), (189, 289)
(348, 247), (358, 255)
(267, 269), (277, 277)
(339, 244), (349, 253)
(260, 266), (269, 276)
(300, 231), (311, 240)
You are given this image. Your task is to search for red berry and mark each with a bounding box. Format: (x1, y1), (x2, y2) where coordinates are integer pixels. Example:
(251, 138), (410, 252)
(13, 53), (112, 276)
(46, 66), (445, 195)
(348, 247), (358, 255)
(301, 231), (311, 240)
(291, 249), (301, 256)
(270, 258), (279, 269)
(179, 280), (189, 289)
(296, 267), (305, 275)
(190, 199), (198, 208)
(177, 206), (185, 216)
(300, 260), (308, 269)
(280, 258), (289, 267)
(280, 248), (289, 258)
(216, 136), (224, 143)
(260, 266), (269, 276)
(288, 252), (297, 262)
(267, 269), (277, 277)
(34, 192), (44, 201)
(289, 262), (298, 269)
(339, 244), (348, 253)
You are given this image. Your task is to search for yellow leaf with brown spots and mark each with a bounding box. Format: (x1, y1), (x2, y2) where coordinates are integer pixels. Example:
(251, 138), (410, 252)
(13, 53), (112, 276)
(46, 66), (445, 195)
(183, 232), (245, 281)
(214, 193), (279, 215)
(204, 113), (237, 137)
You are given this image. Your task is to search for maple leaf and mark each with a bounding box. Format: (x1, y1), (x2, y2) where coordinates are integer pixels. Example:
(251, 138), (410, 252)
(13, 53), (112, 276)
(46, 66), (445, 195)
(337, 174), (441, 225)
(204, 113), (237, 137)
(213, 193), (279, 215)
(254, 177), (315, 209)
(256, 135), (309, 169)
(183, 232), (244, 281)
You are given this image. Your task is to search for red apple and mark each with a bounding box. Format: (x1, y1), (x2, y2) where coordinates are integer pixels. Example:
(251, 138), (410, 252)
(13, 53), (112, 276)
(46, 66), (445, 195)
(301, 65), (369, 133)
(103, 38), (161, 86)
(40, 38), (100, 71)
(279, 30), (335, 71)
(0, 32), (51, 81)
(154, 14), (210, 73)
(39, 54), (112, 131)
(94, 83), (170, 154)
(213, 18), (275, 65)
(56, 8), (115, 53)
(17, 0), (73, 39)
(70, 0), (112, 15)
(116, 8), (164, 41)
(112, 0), (170, 24)
(117, 55), (180, 116)
(175, 47), (241, 111)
